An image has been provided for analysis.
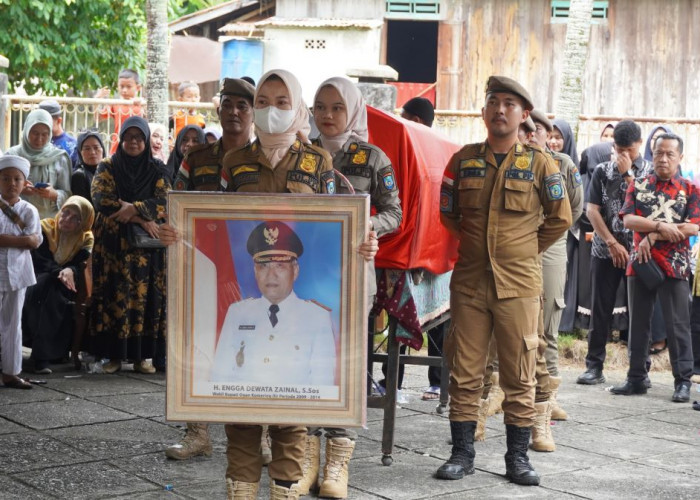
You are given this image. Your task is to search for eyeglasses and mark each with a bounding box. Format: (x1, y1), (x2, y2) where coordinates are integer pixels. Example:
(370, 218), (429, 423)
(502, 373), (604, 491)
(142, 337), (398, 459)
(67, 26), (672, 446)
(122, 133), (145, 143)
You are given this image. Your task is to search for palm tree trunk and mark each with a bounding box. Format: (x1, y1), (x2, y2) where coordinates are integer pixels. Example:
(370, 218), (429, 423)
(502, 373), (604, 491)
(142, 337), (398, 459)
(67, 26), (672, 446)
(146, 0), (169, 128)
(554, 0), (594, 138)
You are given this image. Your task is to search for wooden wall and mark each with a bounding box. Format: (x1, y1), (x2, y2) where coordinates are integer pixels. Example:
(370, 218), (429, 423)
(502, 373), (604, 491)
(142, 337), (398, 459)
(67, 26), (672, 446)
(437, 0), (700, 118)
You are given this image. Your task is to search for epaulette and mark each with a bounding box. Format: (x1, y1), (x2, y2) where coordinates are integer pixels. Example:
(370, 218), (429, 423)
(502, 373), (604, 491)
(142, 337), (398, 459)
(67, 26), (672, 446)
(307, 298), (331, 312)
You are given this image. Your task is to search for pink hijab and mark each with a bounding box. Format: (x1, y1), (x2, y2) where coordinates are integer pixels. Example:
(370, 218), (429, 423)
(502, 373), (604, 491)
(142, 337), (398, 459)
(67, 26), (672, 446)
(254, 69), (311, 167)
(314, 77), (368, 157)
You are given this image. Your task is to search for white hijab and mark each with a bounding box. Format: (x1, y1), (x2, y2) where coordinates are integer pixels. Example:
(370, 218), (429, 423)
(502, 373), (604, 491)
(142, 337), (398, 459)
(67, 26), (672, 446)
(314, 77), (368, 157)
(254, 69), (311, 167)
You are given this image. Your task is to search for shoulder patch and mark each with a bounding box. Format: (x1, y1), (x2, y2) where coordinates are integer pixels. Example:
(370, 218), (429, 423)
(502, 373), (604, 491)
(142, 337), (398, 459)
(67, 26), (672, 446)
(321, 170), (336, 194)
(379, 166), (397, 193)
(544, 172), (565, 201)
(572, 166), (582, 186)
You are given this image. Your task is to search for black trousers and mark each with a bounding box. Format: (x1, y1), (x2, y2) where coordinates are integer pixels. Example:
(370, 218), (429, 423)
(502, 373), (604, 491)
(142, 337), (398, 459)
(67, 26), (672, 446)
(627, 277), (693, 385)
(586, 256), (628, 371)
(688, 294), (700, 375)
(427, 322), (445, 387)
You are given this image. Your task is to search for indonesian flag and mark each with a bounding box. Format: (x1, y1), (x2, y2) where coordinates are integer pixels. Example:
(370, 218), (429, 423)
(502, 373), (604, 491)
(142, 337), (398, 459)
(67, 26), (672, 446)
(193, 219), (241, 375)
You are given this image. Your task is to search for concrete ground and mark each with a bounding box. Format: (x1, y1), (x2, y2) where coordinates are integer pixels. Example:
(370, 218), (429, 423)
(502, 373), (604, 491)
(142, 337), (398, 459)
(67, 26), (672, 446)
(1, 361), (699, 499)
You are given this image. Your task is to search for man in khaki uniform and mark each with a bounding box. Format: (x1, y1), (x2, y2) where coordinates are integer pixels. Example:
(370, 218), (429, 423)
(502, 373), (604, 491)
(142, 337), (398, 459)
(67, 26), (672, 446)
(436, 76), (571, 486)
(165, 77), (255, 461)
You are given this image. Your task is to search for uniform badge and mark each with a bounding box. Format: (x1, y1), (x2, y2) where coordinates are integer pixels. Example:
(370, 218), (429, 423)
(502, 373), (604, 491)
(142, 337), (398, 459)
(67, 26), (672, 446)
(352, 150), (368, 165)
(572, 167), (582, 186)
(514, 155), (531, 170)
(545, 172), (565, 201)
(251, 142), (258, 152)
(382, 171), (396, 191)
(325, 178), (335, 194)
(264, 226), (279, 245)
(461, 159), (483, 169)
(233, 165), (257, 176)
(348, 143), (358, 152)
(173, 179), (186, 190)
(299, 153), (317, 173)
(440, 189), (453, 213)
(459, 158), (486, 178)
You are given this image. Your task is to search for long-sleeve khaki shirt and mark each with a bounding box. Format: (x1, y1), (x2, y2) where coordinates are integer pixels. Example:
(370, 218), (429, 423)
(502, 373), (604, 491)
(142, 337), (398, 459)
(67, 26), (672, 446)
(440, 141), (572, 299)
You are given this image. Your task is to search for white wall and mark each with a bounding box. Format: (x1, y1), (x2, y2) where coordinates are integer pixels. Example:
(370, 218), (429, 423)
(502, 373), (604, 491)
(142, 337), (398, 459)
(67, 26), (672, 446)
(262, 27), (382, 103)
(277, 0), (384, 19)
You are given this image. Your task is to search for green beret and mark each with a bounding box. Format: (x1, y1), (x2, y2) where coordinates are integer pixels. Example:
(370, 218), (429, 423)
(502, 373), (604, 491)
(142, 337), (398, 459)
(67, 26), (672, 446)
(220, 78), (255, 101)
(521, 116), (536, 133)
(247, 221), (304, 263)
(529, 109), (553, 132)
(485, 75), (534, 111)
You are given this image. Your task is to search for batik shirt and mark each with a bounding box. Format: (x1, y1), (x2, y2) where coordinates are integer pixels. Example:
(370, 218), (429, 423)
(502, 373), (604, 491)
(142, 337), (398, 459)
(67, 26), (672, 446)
(587, 156), (653, 259)
(620, 172), (700, 280)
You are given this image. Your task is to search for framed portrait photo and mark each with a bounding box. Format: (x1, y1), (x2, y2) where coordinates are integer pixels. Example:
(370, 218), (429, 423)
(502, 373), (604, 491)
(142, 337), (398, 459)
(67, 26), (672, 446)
(166, 192), (369, 428)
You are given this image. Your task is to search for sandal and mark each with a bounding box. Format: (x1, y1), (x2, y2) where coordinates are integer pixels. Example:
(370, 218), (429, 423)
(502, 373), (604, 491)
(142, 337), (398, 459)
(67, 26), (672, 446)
(649, 340), (667, 355)
(3, 376), (33, 390)
(421, 385), (441, 401)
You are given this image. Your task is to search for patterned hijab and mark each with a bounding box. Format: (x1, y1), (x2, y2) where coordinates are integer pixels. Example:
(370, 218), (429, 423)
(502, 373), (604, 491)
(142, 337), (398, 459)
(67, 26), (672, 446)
(254, 69), (311, 167)
(41, 195), (95, 265)
(7, 109), (68, 167)
(314, 77), (368, 157)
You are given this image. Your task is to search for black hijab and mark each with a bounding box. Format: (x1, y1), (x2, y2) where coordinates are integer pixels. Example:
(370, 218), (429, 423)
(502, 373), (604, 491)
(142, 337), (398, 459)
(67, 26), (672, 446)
(580, 141), (614, 175)
(552, 119), (579, 167)
(76, 131), (106, 171)
(110, 116), (167, 202)
(166, 124), (205, 181)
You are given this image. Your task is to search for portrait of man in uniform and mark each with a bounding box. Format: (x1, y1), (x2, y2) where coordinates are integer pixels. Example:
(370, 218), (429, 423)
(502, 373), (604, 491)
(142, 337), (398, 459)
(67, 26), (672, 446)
(209, 220), (337, 387)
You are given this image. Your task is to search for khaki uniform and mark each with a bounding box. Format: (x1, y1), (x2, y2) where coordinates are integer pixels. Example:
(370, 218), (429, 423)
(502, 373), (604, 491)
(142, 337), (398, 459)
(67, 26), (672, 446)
(440, 141), (571, 427)
(173, 139), (230, 192)
(320, 139), (402, 298)
(221, 139), (335, 195)
(540, 151), (583, 378)
(220, 138), (334, 484)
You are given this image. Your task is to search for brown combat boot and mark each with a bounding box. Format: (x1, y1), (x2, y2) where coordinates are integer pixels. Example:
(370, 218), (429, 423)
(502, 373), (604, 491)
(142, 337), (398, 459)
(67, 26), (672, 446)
(549, 376), (568, 420)
(486, 372), (505, 416)
(297, 434), (320, 495)
(269, 479), (301, 500)
(226, 478), (259, 500)
(474, 397), (490, 441)
(165, 422), (212, 460)
(261, 425), (272, 466)
(530, 400), (555, 452)
(318, 437), (355, 499)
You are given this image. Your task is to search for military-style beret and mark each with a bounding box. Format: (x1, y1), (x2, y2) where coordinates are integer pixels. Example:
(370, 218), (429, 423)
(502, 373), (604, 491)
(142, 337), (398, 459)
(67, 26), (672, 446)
(0, 155), (30, 179)
(247, 221), (304, 263)
(529, 109), (553, 132)
(38, 99), (61, 117)
(220, 78), (255, 100)
(521, 117), (536, 133)
(485, 75), (534, 111)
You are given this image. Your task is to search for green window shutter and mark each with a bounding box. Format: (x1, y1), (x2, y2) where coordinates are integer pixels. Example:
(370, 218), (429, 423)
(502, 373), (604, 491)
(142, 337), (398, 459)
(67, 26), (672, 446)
(385, 1), (442, 20)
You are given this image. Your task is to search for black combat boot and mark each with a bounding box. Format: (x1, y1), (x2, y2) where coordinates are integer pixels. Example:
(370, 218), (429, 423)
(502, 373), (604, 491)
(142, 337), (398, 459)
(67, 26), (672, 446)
(436, 421), (476, 480)
(504, 425), (540, 486)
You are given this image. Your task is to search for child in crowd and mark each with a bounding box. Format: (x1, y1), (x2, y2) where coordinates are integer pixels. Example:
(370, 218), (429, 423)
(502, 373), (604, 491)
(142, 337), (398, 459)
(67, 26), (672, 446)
(95, 68), (145, 155)
(0, 155), (42, 389)
(170, 81), (206, 138)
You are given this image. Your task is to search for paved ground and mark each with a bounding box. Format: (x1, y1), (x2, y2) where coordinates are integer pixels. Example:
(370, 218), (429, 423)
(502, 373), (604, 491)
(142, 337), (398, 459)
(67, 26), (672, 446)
(1, 360), (699, 499)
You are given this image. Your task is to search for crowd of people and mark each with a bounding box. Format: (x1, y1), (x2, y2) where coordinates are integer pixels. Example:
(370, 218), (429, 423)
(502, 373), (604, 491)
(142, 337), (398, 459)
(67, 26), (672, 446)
(1, 68), (700, 500)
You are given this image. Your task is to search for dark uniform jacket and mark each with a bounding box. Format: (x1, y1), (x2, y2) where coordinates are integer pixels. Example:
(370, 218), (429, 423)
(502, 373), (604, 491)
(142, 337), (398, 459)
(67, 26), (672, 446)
(173, 139), (230, 192)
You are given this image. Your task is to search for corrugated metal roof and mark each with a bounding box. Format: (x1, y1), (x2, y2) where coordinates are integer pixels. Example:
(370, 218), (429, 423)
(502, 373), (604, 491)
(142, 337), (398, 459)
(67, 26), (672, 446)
(218, 22), (263, 35)
(252, 17), (383, 30)
(169, 0), (258, 32)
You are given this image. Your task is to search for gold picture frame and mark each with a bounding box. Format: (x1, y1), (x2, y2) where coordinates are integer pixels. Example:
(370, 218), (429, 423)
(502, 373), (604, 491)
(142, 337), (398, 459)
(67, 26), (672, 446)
(166, 191), (369, 427)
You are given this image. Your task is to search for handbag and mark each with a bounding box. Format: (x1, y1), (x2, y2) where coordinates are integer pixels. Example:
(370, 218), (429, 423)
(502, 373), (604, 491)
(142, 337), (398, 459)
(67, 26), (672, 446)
(126, 223), (166, 249)
(632, 257), (665, 290)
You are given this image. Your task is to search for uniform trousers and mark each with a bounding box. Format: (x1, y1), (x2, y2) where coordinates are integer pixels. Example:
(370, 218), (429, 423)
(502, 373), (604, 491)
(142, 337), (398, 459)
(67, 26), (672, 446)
(542, 260), (567, 376)
(586, 256), (627, 371)
(446, 272), (539, 427)
(627, 277), (693, 385)
(0, 288), (26, 376)
(225, 424), (305, 483)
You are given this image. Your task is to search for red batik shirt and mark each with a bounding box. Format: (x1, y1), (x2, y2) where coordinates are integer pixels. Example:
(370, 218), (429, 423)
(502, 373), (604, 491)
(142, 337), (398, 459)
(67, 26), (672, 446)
(620, 173), (700, 279)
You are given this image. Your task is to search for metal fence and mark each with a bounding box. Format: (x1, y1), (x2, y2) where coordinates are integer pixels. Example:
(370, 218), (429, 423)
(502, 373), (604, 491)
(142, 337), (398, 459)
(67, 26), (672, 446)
(1, 95), (220, 153)
(4, 95), (699, 174)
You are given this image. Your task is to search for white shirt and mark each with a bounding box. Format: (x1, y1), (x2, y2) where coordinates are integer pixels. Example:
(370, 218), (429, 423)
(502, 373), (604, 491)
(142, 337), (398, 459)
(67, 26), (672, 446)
(211, 292), (336, 385)
(0, 198), (41, 291)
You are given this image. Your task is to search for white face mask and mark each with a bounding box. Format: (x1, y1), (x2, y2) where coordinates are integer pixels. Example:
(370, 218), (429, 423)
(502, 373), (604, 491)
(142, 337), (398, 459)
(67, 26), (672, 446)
(254, 106), (296, 134)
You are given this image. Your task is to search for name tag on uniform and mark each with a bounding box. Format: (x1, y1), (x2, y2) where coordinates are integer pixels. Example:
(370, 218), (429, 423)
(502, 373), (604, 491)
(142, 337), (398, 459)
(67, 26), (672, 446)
(505, 169), (534, 181)
(239, 325), (255, 330)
